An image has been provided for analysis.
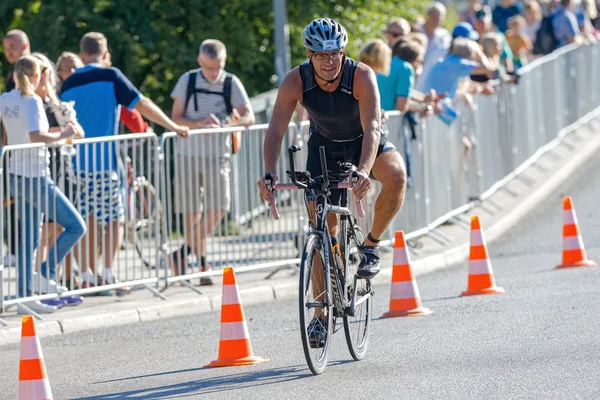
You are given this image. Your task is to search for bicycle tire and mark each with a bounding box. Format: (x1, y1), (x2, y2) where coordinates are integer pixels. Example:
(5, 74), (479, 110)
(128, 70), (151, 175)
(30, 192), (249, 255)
(131, 178), (164, 269)
(342, 224), (372, 361)
(299, 233), (333, 375)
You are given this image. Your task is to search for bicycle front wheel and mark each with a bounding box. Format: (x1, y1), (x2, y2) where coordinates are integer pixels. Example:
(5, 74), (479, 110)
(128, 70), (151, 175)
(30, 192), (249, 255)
(343, 225), (372, 361)
(299, 233), (333, 375)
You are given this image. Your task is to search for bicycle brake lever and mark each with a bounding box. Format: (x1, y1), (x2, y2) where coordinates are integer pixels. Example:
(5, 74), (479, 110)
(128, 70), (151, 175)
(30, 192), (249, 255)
(265, 173), (280, 220)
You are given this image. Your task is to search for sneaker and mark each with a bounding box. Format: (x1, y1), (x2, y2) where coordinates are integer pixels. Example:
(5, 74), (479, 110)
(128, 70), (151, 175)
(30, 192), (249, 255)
(3, 253), (17, 267)
(356, 245), (381, 279)
(17, 300), (57, 314)
(79, 278), (114, 296)
(40, 298), (66, 308)
(307, 317), (327, 348)
(198, 264), (214, 286)
(102, 275), (131, 297)
(62, 296), (84, 307)
(31, 273), (68, 294)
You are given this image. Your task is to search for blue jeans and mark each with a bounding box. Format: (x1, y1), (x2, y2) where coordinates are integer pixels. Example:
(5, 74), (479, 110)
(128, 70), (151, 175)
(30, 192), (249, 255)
(9, 174), (86, 297)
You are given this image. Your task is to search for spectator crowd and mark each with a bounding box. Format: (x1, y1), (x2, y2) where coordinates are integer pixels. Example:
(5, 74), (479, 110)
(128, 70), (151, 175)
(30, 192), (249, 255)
(1, 29), (253, 314)
(358, 0), (599, 184)
(1, 0), (598, 314)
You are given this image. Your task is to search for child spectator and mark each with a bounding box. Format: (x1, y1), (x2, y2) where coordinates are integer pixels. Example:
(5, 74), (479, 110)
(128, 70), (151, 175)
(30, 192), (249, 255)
(480, 32), (504, 69)
(505, 15), (533, 69)
(0, 55), (86, 314)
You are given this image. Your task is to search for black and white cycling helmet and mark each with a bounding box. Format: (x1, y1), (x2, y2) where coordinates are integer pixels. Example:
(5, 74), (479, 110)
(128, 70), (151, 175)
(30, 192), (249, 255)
(302, 18), (349, 52)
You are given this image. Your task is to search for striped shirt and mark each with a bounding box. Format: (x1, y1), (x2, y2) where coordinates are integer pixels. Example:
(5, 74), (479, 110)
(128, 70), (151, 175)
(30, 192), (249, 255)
(171, 69), (250, 158)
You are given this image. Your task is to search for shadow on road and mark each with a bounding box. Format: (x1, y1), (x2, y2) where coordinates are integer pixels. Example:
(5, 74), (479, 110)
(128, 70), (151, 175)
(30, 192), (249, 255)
(76, 364), (318, 399)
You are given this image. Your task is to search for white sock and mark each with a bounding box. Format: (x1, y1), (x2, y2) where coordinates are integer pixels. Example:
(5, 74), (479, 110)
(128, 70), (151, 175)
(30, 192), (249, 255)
(80, 271), (93, 284)
(102, 269), (113, 283)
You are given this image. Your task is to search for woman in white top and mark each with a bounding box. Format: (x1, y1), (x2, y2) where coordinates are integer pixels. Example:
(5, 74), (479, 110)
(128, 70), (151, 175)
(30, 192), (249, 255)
(0, 55), (86, 314)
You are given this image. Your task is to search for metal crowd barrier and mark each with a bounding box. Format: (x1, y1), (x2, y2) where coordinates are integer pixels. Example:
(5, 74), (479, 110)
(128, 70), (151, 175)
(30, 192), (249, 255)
(159, 123), (305, 290)
(3, 43), (600, 308)
(1, 133), (165, 317)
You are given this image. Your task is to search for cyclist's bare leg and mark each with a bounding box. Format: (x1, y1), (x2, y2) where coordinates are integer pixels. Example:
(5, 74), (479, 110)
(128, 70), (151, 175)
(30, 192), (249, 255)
(368, 151), (407, 244)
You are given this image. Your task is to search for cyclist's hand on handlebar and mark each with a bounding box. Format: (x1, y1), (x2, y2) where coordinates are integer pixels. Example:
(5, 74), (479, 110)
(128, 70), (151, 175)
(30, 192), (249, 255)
(352, 169), (371, 200)
(258, 173), (279, 203)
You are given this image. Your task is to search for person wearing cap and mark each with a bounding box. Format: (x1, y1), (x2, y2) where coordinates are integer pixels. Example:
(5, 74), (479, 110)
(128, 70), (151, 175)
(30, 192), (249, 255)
(452, 22), (480, 41)
(383, 18), (412, 47)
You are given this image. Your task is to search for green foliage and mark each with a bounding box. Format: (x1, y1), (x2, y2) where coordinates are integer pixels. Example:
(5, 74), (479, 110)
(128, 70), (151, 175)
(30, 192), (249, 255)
(0, 0), (426, 109)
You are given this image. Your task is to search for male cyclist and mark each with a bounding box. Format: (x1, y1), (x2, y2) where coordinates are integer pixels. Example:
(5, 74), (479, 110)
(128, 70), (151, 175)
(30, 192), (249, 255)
(257, 18), (407, 345)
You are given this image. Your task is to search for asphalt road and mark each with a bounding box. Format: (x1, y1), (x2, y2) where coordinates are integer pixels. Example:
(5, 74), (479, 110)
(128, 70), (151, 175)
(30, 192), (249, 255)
(2, 152), (600, 400)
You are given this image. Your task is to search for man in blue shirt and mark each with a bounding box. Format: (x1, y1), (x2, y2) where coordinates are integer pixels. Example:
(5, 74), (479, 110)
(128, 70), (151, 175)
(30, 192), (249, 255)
(61, 32), (189, 291)
(492, 0), (523, 33)
(551, 0), (582, 48)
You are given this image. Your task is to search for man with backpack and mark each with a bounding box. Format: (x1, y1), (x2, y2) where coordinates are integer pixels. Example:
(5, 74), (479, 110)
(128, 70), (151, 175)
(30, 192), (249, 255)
(170, 39), (254, 285)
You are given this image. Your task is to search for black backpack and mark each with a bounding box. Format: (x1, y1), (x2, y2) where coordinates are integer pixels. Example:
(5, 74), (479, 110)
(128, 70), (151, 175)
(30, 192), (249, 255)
(185, 68), (233, 115)
(533, 14), (558, 56)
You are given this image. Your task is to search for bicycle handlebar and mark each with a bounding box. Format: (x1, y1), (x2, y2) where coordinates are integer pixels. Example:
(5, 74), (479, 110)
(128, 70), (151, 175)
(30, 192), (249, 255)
(265, 145), (365, 220)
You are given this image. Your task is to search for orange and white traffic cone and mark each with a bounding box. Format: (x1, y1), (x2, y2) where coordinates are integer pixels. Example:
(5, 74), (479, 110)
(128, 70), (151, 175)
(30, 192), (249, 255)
(205, 267), (269, 368)
(557, 196), (596, 269)
(461, 216), (505, 296)
(18, 316), (53, 400)
(382, 231), (432, 318)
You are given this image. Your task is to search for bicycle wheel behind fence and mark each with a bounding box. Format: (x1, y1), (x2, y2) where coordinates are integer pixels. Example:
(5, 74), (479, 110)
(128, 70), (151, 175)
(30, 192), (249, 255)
(342, 225), (372, 361)
(130, 178), (164, 269)
(299, 233), (333, 375)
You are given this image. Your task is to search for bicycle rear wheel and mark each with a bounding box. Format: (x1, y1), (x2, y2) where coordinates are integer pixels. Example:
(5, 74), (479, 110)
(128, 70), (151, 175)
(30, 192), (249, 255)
(342, 225), (372, 361)
(131, 178), (164, 269)
(299, 233), (333, 375)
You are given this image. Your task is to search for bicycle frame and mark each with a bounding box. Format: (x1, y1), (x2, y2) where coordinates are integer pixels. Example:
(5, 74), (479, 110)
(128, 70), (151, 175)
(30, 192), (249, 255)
(267, 145), (369, 317)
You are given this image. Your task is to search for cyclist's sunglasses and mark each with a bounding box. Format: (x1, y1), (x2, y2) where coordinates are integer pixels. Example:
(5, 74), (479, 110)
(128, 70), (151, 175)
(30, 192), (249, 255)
(310, 50), (344, 61)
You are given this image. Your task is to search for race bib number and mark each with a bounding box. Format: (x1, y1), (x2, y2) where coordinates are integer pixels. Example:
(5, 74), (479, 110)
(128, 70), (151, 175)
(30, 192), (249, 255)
(322, 40), (337, 50)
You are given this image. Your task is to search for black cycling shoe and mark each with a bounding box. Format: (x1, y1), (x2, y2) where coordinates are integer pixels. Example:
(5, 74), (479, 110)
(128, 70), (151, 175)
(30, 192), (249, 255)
(356, 245), (381, 279)
(307, 317), (327, 348)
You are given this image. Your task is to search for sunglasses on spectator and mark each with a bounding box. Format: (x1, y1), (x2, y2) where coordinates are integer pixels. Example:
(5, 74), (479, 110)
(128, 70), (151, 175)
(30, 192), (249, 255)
(310, 50), (344, 61)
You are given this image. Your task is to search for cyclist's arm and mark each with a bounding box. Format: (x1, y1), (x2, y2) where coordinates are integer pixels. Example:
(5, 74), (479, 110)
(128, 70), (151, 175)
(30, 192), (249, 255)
(263, 68), (302, 174)
(354, 64), (380, 175)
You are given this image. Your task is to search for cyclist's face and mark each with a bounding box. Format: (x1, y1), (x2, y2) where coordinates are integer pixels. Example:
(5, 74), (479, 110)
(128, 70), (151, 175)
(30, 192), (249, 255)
(198, 54), (226, 83)
(307, 49), (344, 81)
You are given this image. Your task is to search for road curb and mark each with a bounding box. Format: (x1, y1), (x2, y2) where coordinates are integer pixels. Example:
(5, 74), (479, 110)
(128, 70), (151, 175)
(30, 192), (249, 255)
(2, 116), (599, 346)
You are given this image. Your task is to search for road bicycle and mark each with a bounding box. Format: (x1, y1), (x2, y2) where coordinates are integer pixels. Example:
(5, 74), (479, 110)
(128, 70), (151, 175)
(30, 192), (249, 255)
(266, 145), (374, 375)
